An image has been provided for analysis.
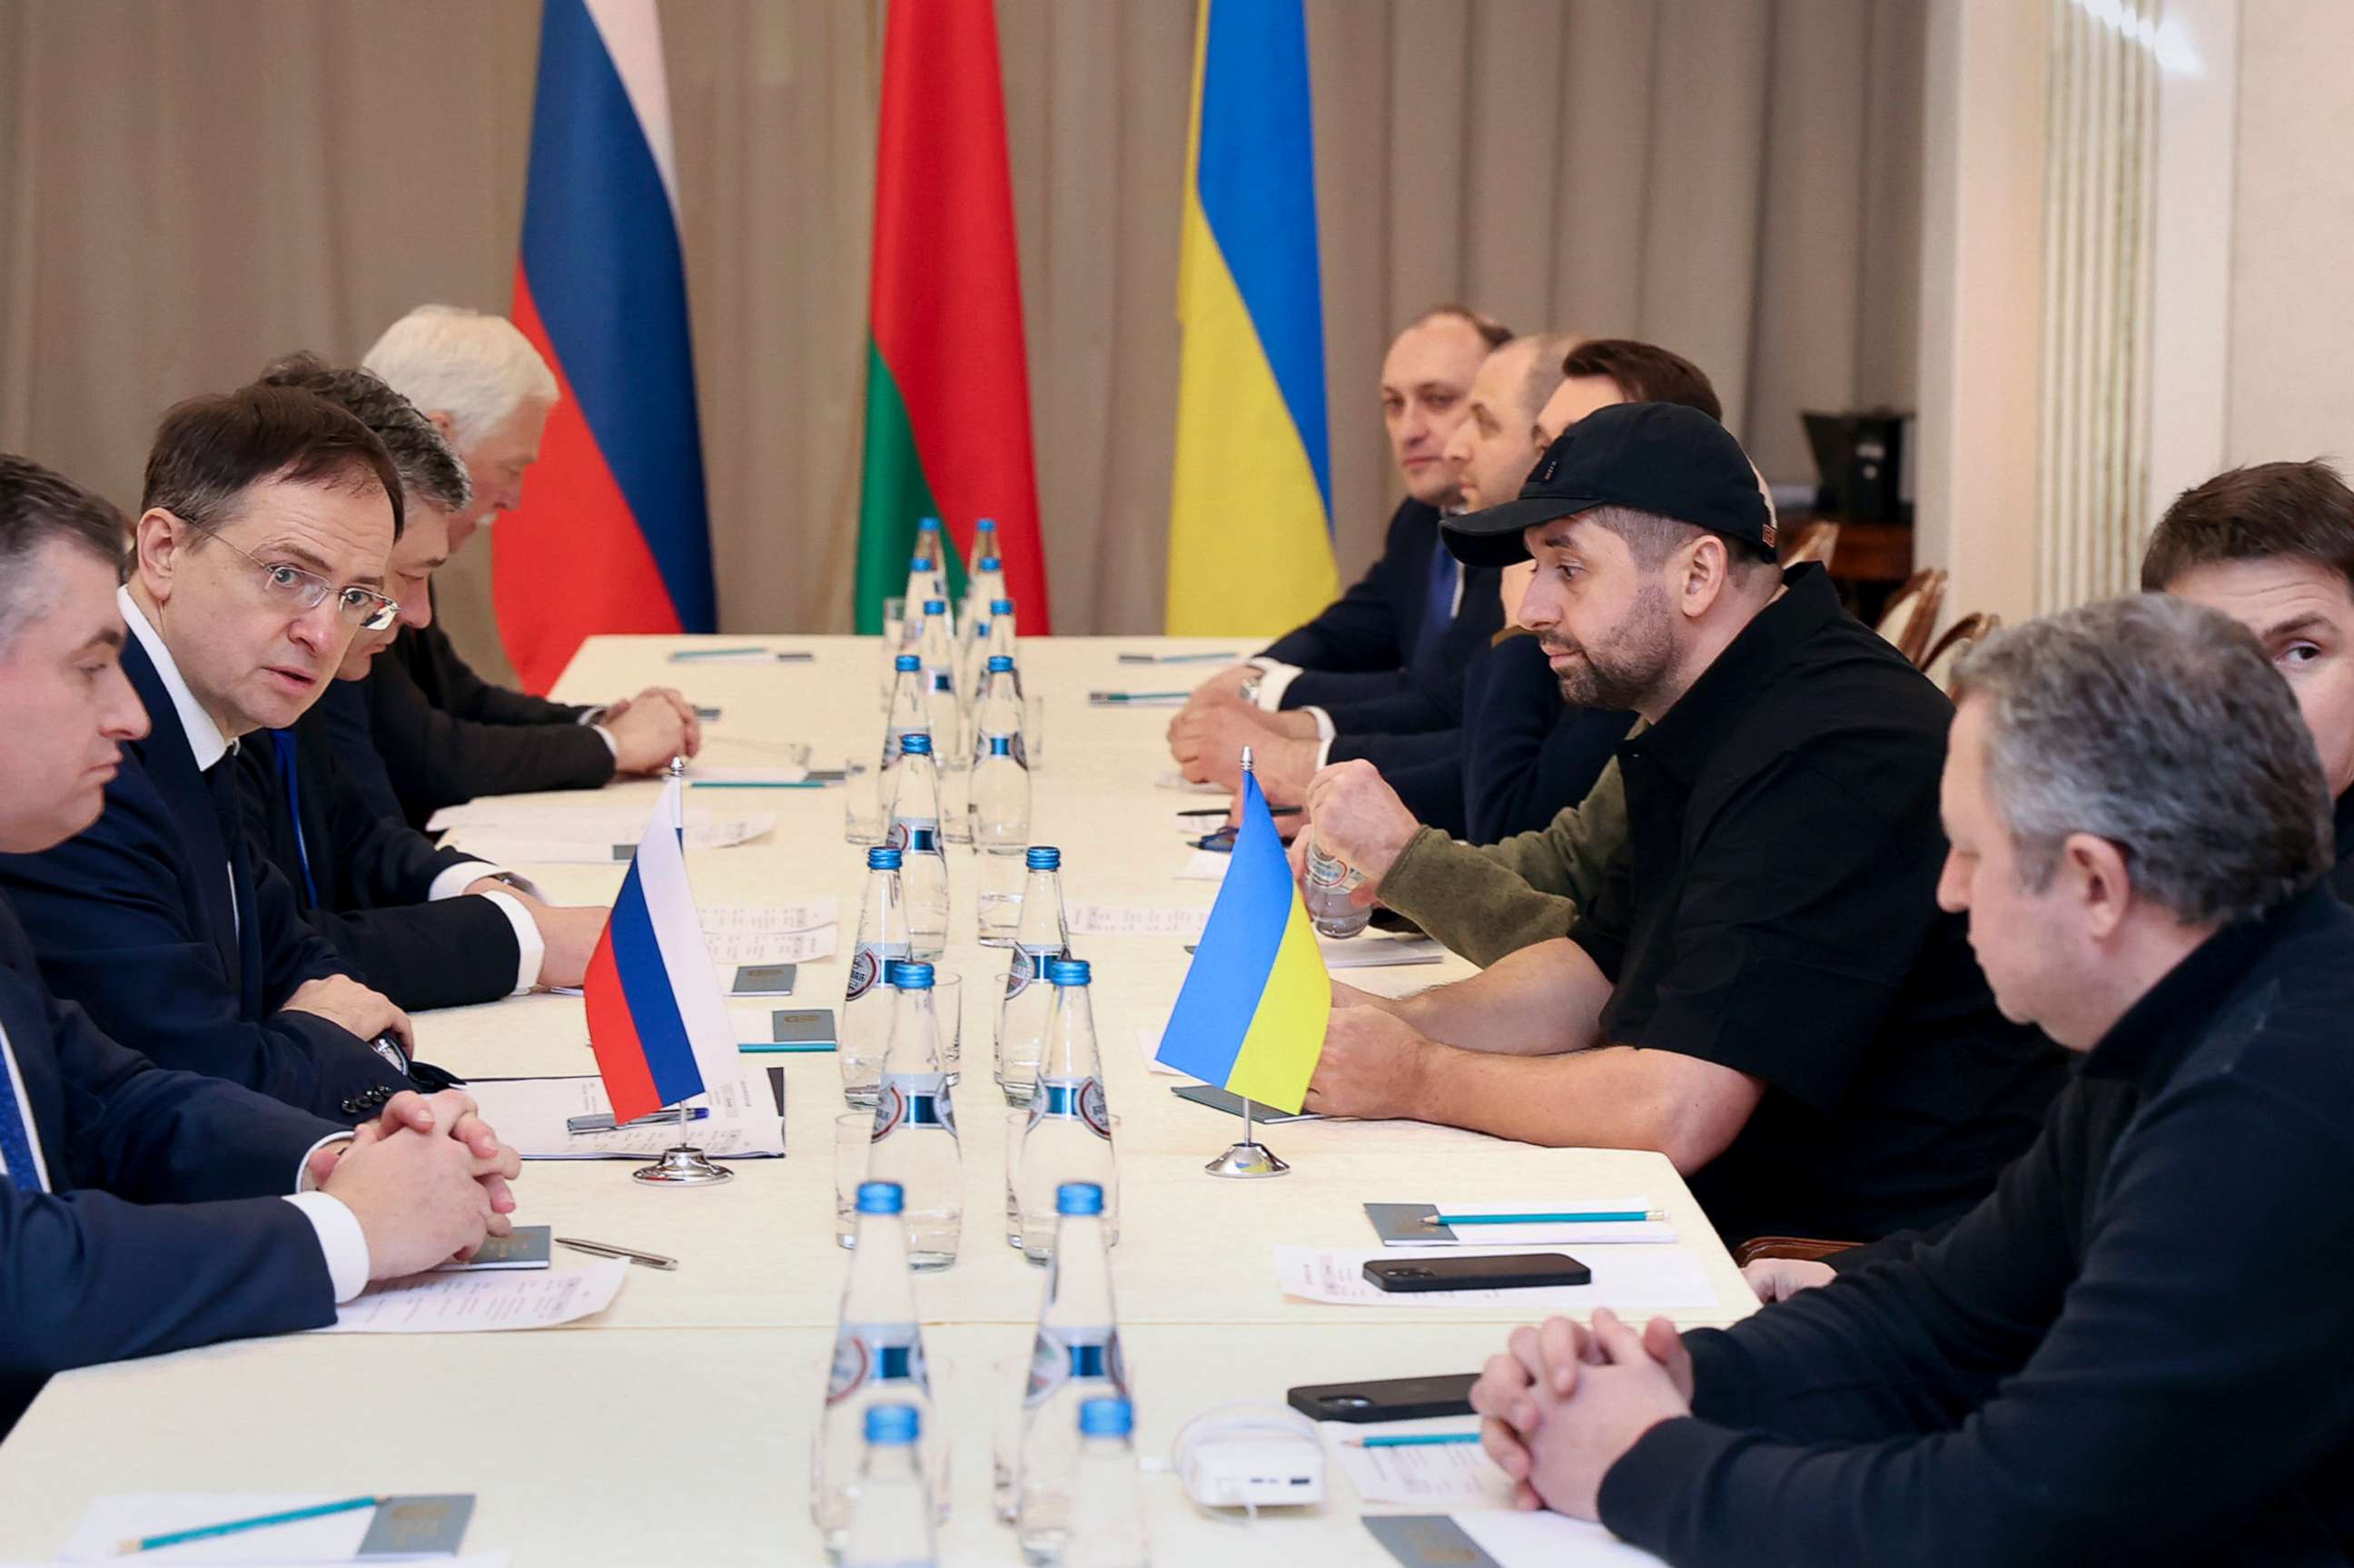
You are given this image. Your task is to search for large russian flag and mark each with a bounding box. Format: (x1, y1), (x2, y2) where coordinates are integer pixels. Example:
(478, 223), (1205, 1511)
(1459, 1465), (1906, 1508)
(1155, 769), (1330, 1110)
(585, 779), (740, 1124)
(1165, 0), (1338, 635)
(497, 0), (715, 694)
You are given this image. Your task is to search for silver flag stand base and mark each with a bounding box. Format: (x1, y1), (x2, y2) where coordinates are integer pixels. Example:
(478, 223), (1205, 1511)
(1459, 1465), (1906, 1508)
(1204, 1093), (1291, 1178)
(631, 1145), (734, 1187)
(1205, 1138), (1290, 1178)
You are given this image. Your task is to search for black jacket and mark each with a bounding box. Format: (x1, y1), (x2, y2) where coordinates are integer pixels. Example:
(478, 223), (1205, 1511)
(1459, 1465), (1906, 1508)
(368, 618), (613, 827)
(0, 637), (410, 1120)
(235, 680), (526, 1011)
(1261, 498), (1502, 716)
(0, 893), (338, 1433)
(1602, 885), (2354, 1567)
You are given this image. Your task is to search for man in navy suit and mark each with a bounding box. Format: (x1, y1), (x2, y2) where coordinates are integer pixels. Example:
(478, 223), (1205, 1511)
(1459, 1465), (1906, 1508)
(1168, 307), (1509, 807)
(0, 454), (520, 1434)
(235, 355), (608, 1011)
(0, 386), (437, 1120)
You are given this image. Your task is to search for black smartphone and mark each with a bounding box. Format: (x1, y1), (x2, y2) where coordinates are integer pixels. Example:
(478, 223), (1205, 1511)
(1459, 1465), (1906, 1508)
(731, 963), (796, 996)
(1362, 1253), (1591, 1293)
(1285, 1372), (1479, 1424)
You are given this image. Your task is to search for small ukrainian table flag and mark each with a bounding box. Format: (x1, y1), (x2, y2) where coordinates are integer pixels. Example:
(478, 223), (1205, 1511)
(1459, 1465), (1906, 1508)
(1156, 768), (1330, 1112)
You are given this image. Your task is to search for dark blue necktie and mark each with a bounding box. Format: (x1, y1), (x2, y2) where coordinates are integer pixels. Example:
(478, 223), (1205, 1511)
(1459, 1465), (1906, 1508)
(0, 1040), (45, 1193)
(1413, 533), (1459, 669)
(268, 729), (321, 907)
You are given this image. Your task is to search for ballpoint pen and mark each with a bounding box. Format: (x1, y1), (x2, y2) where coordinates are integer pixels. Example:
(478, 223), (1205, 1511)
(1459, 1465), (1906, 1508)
(1426, 1209), (1667, 1226)
(555, 1237), (678, 1270)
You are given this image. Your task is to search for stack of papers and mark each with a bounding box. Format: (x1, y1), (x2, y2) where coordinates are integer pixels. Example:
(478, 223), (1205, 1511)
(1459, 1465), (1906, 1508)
(427, 803), (775, 864)
(1273, 1246), (1716, 1312)
(1323, 1420), (1506, 1506)
(1366, 1513), (1667, 1567)
(1320, 933), (1446, 969)
(317, 1260), (628, 1335)
(58, 1494), (496, 1563)
(1067, 902), (1211, 939)
(460, 1073), (786, 1160)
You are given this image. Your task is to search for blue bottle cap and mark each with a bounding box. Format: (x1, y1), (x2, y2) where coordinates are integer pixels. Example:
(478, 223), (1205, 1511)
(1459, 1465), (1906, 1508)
(980, 555), (1002, 572)
(895, 653), (920, 671)
(991, 598), (1015, 615)
(1025, 846), (1061, 870)
(1047, 958), (1091, 987)
(923, 599), (948, 616)
(917, 517), (942, 533)
(866, 846), (903, 870)
(1056, 1180), (1105, 1216)
(885, 960), (935, 991)
(986, 655), (1014, 673)
(856, 1180), (905, 1215)
(907, 556), (927, 573)
(865, 1403), (921, 1445)
(901, 733), (933, 756)
(1078, 1397), (1133, 1438)
(976, 516), (997, 532)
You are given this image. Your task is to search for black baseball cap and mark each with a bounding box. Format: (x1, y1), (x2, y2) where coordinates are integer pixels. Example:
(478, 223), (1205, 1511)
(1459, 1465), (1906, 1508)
(1442, 400), (1778, 567)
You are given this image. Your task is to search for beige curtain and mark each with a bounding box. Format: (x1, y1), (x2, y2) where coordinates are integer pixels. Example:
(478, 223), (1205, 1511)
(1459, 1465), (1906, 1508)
(0, 0), (1921, 682)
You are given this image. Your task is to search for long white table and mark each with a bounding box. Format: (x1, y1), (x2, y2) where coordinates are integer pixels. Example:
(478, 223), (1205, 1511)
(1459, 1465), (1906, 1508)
(0, 635), (1753, 1565)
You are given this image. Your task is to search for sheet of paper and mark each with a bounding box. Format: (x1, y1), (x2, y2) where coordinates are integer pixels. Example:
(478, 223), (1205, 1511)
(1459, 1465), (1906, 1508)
(703, 923), (836, 967)
(1323, 1422), (1508, 1507)
(687, 764), (809, 784)
(1133, 1025), (1186, 1077)
(1374, 1197), (1677, 1248)
(700, 900), (838, 934)
(1066, 902), (1211, 939)
(1176, 849), (1231, 882)
(1319, 933), (1447, 969)
(30, 1560), (507, 1568)
(460, 1073), (786, 1159)
(1153, 769), (1228, 794)
(1273, 1245), (1716, 1312)
(314, 1258), (626, 1334)
(1452, 1510), (1669, 1566)
(427, 804), (775, 862)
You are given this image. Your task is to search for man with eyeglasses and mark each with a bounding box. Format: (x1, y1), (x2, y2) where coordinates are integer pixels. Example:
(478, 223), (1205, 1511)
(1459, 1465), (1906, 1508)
(0, 384), (445, 1121)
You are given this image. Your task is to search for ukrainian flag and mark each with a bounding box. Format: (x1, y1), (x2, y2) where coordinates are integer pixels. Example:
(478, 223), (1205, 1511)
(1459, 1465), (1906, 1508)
(1157, 771), (1330, 1111)
(1165, 0), (1339, 634)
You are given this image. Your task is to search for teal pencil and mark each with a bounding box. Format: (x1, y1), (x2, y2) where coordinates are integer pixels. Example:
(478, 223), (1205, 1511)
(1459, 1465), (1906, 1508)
(1429, 1209), (1664, 1225)
(687, 781), (827, 790)
(1351, 1433), (1481, 1450)
(120, 1495), (379, 1554)
(738, 1042), (837, 1053)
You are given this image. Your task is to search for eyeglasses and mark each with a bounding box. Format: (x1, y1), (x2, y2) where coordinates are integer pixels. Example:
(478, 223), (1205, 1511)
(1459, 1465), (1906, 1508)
(183, 519), (401, 633)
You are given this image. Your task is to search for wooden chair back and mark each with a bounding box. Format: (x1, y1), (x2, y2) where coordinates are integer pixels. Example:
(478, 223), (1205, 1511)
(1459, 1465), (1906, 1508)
(1921, 612), (2000, 695)
(1784, 518), (1840, 568)
(1875, 567), (1947, 666)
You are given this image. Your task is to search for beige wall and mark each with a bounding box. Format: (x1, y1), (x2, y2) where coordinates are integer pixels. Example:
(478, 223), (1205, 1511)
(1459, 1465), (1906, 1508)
(2228, 0), (2354, 471)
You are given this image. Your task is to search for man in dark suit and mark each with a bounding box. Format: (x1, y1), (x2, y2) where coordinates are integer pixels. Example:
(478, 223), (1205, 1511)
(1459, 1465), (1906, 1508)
(0, 386), (441, 1120)
(0, 452), (520, 1435)
(361, 304), (700, 825)
(237, 357), (608, 1010)
(1169, 306), (1512, 810)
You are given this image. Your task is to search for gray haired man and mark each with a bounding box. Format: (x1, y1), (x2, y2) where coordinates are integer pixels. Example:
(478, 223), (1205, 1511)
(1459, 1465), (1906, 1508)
(1471, 593), (2354, 1566)
(357, 306), (697, 820)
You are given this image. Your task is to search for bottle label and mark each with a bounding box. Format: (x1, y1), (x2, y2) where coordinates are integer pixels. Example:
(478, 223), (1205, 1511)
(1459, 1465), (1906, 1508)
(872, 1072), (957, 1141)
(845, 941), (908, 1003)
(1306, 843), (1363, 892)
(885, 818), (941, 854)
(826, 1323), (930, 1405)
(1028, 1076), (1112, 1139)
(1004, 942), (1067, 1001)
(928, 671), (955, 695)
(1023, 1326), (1126, 1408)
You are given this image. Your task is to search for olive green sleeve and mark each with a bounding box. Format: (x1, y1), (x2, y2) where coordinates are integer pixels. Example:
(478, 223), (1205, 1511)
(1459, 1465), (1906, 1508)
(1377, 759), (1628, 968)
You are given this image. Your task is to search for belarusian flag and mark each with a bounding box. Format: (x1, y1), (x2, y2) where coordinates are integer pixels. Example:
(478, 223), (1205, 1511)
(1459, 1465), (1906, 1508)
(856, 0), (1049, 634)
